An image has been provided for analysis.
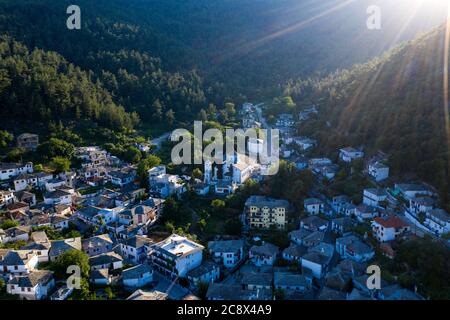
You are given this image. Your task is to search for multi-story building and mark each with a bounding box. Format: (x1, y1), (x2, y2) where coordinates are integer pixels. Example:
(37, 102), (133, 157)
(75, 146), (109, 169)
(0, 190), (14, 208)
(16, 133), (39, 150)
(363, 188), (387, 207)
(245, 196), (289, 229)
(207, 239), (244, 268)
(0, 162), (33, 181)
(424, 209), (450, 236)
(151, 234), (204, 279)
(368, 162), (389, 181)
(371, 217), (410, 242)
(339, 147), (364, 163)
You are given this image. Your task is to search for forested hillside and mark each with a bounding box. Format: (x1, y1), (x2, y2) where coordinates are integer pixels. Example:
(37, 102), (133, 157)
(285, 26), (450, 203)
(0, 37), (138, 131)
(0, 0), (447, 100)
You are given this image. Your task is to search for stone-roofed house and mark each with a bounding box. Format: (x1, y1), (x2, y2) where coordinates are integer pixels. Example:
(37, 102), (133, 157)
(127, 289), (168, 300)
(0, 162), (33, 181)
(302, 231), (326, 248)
(408, 196), (435, 216)
(303, 198), (324, 215)
(0, 250), (39, 274)
(325, 259), (367, 292)
(289, 228), (312, 245)
(186, 261), (220, 288)
(21, 231), (51, 262)
(300, 243), (334, 279)
(331, 216), (354, 235)
(368, 162), (389, 182)
(395, 183), (436, 200)
(107, 168), (136, 187)
(0, 190), (14, 208)
(89, 252), (123, 270)
(355, 204), (379, 222)
(300, 216), (329, 232)
(48, 237), (82, 262)
(339, 147), (364, 163)
(82, 234), (114, 257)
(241, 272), (273, 291)
(1, 226), (30, 243)
(51, 215), (70, 230)
(121, 205), (157, 227)
(249, 243), (279, 266)
(119, 235), (154, 264)
(274, 272), (309, 292)
(424, 208), (450, 236)
(282, 244), (307, 262)
(16, 133), (39, 151)
(207, 239), (244, 268)
(335, 234), (375, 262)
(90, 268), (111, 285)
(123, 263), (154, 288)
(363, 188), (388, 207)
(43, 189), (72, 206)
(7, 270), (54, 300)
(14, 190), (36, 207)
(342, 203), (357, 216)
(13, 172), (53, 191)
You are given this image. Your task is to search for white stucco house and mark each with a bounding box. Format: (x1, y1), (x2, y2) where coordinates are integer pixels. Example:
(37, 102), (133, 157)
(368, 162), (389, 181)
(7, 270), (55, 300)
(151, 234), (204, 279)
(339, 147), (364, 163)
(122, 263), (154, 288)
(371, 216), (410, 242)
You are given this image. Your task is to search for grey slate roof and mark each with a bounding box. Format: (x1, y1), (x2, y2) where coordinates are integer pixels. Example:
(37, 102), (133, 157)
(186, 261), (218, 279)
(89, 252), (123, 266)
(274, 272), (308, 288)
(123, 235), (153, 248)
(8, 270), (53, 287)
(49, 237), (82, 257)
(241, 272), (273, 287)
(208, 239), (244, 253)
(245, 195), (289, 209)
(122, 263), (153, 280)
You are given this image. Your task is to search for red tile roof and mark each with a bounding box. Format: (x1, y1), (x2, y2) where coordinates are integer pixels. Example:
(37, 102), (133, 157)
(373, 216), (409, 229)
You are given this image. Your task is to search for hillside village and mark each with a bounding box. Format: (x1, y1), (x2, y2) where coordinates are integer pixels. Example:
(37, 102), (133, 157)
(0, 103), (449, 300)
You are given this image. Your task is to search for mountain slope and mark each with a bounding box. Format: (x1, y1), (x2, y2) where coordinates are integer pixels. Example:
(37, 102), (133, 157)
(0, 37), (138, 131)
(0, 0), (447, 100)
(288, 26), (450, 203)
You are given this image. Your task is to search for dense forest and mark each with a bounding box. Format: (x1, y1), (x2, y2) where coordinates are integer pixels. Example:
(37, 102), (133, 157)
(0, 0), (447, 100)
(0, 0), (449, 199)
(285, 26), (450, 203)
(0, 37), (138, 131)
